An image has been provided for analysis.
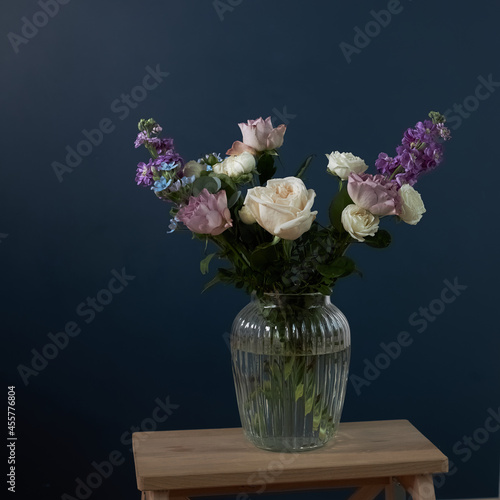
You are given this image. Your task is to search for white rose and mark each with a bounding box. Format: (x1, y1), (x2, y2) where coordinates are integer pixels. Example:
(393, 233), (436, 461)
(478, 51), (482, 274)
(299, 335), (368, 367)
(326, 151), (368, 180)
(242, 177), (317, 240)
(239, 205), (256, 224)
(183, 160), (205, 178)
(341, 204), (379, 242)
(399, 184), (426, 225)
(213, 151), (256, 178)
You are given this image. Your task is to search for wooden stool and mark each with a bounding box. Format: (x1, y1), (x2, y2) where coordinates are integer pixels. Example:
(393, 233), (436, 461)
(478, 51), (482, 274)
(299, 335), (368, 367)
(132, 419), (448, 499)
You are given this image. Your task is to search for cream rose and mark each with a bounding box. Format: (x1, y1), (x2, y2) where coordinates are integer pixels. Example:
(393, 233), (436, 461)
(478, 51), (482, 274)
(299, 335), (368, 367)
(399, 184), (426, 225)
(326, 151), (368, 180)
(241, 177), (317, 240)
(213, 151), (256, 178)
(341, 204), (379, 242)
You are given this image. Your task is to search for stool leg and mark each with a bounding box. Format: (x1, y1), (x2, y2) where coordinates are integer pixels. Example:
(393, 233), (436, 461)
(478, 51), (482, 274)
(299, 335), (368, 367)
(398, 474), (436, 500)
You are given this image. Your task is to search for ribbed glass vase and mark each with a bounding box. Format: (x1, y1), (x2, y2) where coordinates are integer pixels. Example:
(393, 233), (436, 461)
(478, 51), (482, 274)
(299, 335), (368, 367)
(230, 293), (350, 452)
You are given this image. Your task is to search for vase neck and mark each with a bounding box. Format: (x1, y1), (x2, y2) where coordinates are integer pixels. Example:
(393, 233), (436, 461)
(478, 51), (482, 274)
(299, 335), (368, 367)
(253, 293), (331, 309)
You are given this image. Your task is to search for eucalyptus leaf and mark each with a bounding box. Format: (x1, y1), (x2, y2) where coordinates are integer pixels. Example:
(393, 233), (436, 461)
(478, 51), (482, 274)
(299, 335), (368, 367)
(192, 176), (220, 196)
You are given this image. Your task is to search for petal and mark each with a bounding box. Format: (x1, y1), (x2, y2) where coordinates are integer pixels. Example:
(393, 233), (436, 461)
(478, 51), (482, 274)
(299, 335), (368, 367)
(226, 141), (256, 156)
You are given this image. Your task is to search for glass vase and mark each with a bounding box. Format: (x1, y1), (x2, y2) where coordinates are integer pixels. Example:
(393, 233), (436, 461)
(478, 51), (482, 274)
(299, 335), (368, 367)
(230, 293), (351, 452)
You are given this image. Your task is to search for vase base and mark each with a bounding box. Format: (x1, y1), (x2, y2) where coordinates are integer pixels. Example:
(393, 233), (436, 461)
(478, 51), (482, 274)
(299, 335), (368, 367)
(244, 432), (337, 453)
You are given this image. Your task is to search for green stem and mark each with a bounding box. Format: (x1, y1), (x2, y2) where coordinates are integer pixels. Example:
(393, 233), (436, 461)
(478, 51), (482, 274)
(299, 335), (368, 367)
(388, 165), (403, 181)
(213, 233), (251, 268)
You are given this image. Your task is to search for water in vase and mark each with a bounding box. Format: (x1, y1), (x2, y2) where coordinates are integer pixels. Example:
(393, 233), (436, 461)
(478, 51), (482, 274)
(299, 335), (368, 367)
(232, 347), (351, 452)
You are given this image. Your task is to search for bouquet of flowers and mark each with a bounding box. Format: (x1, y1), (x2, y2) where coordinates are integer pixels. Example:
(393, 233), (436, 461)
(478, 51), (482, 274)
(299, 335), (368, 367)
(134, 112), (450, 296)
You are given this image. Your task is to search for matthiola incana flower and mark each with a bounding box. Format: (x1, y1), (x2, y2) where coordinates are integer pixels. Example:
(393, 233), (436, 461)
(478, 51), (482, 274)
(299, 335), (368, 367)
(135, 132), (174, 154)
(135, 161), (154, 187)
(376, 112), (451, 186)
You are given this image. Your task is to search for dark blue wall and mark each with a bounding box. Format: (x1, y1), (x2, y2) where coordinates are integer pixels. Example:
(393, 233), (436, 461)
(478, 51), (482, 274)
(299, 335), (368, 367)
(2, 1), (499, 498)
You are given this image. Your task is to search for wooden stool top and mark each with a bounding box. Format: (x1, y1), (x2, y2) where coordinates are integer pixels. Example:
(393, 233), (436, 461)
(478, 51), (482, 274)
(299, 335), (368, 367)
(132, 420), (448, 493)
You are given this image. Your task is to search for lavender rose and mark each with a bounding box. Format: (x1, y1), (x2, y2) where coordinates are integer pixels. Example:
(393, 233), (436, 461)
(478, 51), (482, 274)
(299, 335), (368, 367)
(347, 173), (401, 216)
(226, 117), (286, 155)
(177, 189), (232, 235)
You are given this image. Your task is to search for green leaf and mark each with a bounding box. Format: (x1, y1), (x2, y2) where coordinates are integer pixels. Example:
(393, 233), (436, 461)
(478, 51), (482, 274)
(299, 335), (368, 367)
(305, 395), (314, 415)
(295, 154), (315, 179)
(212, 173), (237, 195)
(284, 356), (294, 381)
(317, 256), (356, 278)
(329, 186), (353, 231)
(257, 153), (276, 185)
(249, 237), (281, 268)
(200, 253), (216, 275)
(317, 284), (332, 295)
(364, 229), (392, 248)
(254, 235), (281, 252)
(192, 176), (221, 196)
(227, 190), (241, 208)
(295, 383), (304, 401)
(202, 273), (221, 293)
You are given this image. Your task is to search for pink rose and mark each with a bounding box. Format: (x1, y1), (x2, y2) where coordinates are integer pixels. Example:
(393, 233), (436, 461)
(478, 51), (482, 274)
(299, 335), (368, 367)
(226, 117), (286, 155)
(177, 189), (233, 235)
(347, 173), (401, 216)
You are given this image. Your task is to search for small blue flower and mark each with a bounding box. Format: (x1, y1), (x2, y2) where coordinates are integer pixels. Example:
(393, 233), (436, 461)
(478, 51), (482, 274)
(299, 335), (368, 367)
(181, 175), (196, 187)
(169, 180), (182, 193)
(159, 161), (178, 171)
(167, 217), (179, 233)
(151, 177), (172, 193)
